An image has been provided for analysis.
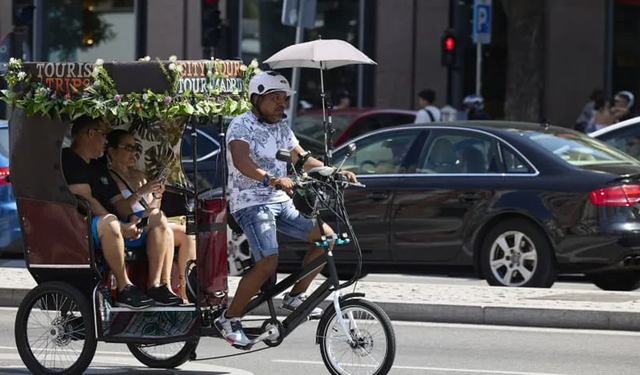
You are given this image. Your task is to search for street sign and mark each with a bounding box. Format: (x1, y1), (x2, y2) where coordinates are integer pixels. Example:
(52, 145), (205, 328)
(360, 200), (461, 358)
(472, 0), (492, 45)
(281, 0), (317, 29)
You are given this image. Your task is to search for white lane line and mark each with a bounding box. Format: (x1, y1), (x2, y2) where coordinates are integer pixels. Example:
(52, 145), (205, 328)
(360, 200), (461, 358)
(389, 321), (640, 336)
(272, 359), (569, 375)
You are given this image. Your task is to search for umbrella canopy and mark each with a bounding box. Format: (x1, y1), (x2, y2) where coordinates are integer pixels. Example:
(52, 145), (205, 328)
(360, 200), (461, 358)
(264, 39), (377, 70)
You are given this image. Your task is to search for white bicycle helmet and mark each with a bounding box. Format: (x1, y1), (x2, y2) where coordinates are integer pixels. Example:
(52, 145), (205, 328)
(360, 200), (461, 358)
(249, 71), (296, 98)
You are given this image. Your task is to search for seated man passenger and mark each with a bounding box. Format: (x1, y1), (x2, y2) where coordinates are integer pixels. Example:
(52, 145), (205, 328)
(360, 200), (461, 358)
(61, 115), (181, 308)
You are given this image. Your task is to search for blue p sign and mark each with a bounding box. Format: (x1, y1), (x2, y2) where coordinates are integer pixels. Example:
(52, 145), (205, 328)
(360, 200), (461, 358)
(473, 0), (492, 44)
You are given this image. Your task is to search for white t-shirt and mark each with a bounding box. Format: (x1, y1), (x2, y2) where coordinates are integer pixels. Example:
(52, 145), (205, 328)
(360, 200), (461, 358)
(226, 111), (298, 213)
(414, 105), (442, 123)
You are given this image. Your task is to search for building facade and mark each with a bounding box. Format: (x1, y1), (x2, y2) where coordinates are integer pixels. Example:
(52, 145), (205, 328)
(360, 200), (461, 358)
(1, 0), (638, 128)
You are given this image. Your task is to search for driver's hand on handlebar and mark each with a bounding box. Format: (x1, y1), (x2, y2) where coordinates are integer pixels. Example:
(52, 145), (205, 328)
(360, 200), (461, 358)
(269, 177), (295, 194)
(338, 170), (358, 183)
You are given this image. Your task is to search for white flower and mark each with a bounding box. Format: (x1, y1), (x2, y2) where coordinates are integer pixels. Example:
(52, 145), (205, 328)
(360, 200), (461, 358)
(254, 68), (262, 75)
(176, 64), (184, 73)
(168, 63), (176, 71)
(95, 58), (104, 66)
(239, 64), (247, 72)
(250, 59), (259, 68)
(94, 80), (101, 87)
(9, 58), (16, 64)
(143, 56), (151, 61)
(169, 55), (177, 63)
(92, 67), (100, 75)
(17, 72), (26, 81)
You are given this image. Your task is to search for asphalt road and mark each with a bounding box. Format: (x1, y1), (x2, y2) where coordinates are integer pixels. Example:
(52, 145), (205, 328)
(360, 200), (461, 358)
(0, 307), (639, 375)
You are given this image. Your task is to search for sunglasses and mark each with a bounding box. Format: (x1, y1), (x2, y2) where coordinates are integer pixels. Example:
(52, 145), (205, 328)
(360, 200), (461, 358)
(117, 144), (137, 152)
(90, 128), (107, 138)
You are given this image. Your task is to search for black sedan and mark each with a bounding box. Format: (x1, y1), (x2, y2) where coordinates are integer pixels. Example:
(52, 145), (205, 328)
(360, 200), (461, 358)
(275, 121), (640, 291)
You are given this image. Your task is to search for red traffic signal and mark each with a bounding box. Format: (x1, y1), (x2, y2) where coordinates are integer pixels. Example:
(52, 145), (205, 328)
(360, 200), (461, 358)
(441, 30), (457, 68)
(444, 36), (455, 51)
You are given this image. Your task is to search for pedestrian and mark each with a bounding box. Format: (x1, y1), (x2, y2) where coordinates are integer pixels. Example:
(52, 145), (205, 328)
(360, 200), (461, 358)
(574, 89), (602, 132)
(462, 94), (490, 120)
(584, 95), (614, 133)
(414, 89), (442, 123)
(611, 90), (636, 123)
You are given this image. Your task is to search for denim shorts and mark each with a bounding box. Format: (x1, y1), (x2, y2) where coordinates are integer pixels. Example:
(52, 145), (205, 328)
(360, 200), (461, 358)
(232, 200), (315, 261)
(91, 211), (146, 249)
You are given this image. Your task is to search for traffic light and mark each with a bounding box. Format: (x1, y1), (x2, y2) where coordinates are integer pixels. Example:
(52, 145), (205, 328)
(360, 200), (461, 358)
(201, 0), (222, 48)
(441, 29), (457, 68)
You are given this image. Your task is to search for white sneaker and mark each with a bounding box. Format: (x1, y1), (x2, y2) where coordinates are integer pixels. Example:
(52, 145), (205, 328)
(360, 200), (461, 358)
(281, 292), (323, 318)
(214, 310), (251, 347)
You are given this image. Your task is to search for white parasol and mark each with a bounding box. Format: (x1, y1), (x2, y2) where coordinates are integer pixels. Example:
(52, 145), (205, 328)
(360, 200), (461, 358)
(263, 38), (377, 164)
(264, 39), (376, 70)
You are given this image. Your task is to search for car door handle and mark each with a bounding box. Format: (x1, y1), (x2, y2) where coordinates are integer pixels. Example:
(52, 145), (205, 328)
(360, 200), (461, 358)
(366, 191), (388, 201)
(458, 192), (481, 201)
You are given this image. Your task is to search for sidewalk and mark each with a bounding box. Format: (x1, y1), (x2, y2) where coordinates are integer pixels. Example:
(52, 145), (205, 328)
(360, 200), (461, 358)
(2, 266), (640, 331)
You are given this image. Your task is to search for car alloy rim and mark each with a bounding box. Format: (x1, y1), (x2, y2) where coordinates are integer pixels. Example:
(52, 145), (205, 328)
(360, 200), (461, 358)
(489, 231), (538, 286)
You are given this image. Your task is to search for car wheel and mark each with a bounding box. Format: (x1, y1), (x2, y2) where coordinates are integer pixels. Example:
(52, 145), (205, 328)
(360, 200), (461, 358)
(588, 271), (640, 291)
(480, 218), (556, 288)
(227, 228), (253, 276)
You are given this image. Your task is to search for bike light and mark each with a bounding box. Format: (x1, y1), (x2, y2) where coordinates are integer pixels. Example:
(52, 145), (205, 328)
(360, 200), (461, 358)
(589, 185), (640, 206)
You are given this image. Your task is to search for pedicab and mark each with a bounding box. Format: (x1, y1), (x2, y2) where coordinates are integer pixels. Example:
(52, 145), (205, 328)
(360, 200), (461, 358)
(1, 55), (396, 375)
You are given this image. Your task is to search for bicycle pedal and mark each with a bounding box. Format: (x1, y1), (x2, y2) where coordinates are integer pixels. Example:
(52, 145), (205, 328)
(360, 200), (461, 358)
(233, 344), (253, 351)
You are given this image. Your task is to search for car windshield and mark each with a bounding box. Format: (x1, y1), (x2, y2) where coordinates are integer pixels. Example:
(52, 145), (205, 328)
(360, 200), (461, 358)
(292, 114), (355, 144)
(522, 129), (640, 166)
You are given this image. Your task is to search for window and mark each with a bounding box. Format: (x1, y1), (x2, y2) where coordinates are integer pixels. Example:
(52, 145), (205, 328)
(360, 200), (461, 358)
(247, 0), (362, 108)
(521, 129), (640, 167)
(596, 127), (640, 160)
(347, 113), (416, 141)
(293, 113), (355, 144)
(417, 130), (498, 174)
(181, 127), (220, 162)
(40, 0), (135, 62)
(501, 145), (532, 173)
(333, 130), (420, 175)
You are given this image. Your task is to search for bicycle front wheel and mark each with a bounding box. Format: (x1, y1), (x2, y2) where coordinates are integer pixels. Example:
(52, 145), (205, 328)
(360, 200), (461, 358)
(318, 298), (396, 375)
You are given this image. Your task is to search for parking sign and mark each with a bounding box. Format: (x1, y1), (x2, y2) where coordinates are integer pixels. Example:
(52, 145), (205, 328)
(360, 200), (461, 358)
(472, 0), (492, 45)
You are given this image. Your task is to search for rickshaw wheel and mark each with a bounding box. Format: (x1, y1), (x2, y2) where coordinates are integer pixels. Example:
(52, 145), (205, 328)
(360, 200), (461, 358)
(318, 299), (396, 375)
(127, 338), (200, 369)
(14, 281), (97, 375)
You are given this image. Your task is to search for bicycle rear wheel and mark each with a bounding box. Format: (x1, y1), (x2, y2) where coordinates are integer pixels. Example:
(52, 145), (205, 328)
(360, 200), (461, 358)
(317, 298), (396, 375)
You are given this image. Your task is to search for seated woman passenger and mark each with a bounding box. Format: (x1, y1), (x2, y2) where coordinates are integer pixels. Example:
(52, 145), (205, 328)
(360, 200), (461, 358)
(105, 129), (196, 303)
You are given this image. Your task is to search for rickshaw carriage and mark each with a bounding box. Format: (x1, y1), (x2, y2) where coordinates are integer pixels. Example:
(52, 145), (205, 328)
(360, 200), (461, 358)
(3, 53), (396, 375)
(6, 57), (242, 372)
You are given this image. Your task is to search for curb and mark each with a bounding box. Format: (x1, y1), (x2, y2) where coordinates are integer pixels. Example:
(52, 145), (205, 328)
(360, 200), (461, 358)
(3, 286), (640, 332)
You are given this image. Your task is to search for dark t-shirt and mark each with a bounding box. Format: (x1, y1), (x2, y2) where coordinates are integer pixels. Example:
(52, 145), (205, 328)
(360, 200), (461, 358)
(62, 148), (121, 216)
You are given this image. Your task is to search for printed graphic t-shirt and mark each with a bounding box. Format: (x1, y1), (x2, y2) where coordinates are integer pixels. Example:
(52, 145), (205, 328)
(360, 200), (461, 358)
(226, 111), (298, 213)
(61, 148), (121, 215)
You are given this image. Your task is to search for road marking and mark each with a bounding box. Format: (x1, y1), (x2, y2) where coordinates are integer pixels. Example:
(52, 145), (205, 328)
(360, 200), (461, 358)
(272, 359), (568, 375)
(389, 321), (640, 336)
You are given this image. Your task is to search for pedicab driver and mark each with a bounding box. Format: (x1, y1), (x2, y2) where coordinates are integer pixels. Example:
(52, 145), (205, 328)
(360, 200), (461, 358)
(215, 71), (357, 347)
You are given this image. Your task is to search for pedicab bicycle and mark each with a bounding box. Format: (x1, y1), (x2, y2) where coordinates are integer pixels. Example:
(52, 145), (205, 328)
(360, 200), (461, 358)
(2, 47), (396, 375)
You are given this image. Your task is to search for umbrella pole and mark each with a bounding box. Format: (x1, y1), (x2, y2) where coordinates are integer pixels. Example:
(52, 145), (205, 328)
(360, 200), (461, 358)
(320, 63), (333, 166)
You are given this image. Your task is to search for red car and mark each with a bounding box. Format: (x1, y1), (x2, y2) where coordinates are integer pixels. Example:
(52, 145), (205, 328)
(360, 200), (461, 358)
(292, 108), (417, 154)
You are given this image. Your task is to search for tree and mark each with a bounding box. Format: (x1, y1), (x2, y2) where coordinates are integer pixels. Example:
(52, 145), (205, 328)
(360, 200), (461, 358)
(500, 0), (545, 122)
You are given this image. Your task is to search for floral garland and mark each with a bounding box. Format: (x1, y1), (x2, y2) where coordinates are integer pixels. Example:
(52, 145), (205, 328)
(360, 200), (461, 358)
(0, 55), (261, 124)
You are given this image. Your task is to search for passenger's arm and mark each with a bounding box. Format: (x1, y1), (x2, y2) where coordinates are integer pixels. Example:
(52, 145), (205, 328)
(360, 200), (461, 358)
(68, 184), (111, 216)
(229, 140), (270, 182)
(111, 194), (135, 222)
